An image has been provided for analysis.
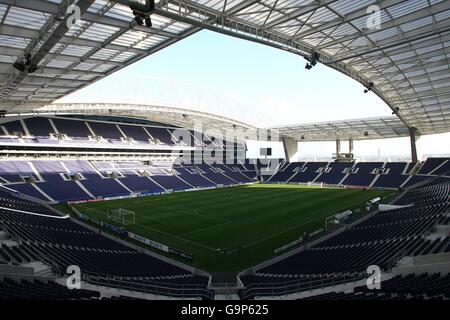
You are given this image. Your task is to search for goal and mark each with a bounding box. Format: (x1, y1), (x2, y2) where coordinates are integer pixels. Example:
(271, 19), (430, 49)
(107, 208), (136, 225)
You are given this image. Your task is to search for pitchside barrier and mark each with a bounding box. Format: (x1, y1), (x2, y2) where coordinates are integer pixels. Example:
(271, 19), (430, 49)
(274, 237), (304, 255)
(71, 207), (127, 235)
(294, 182), (324, 187)
(70, 206), (192, 260)
(66, 182), (260, 206)
(67, 189), (184, 205)
(274, 228), (324, 255)
(128, 232), (192, 260)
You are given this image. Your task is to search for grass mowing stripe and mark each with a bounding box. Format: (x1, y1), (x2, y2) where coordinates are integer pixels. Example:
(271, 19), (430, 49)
(76, 198), (228, 252)
(178, 220), (234, 237)
(62, 185), (396, 272)
(237, 195), (372, 251)
(135, 223), (219, 252)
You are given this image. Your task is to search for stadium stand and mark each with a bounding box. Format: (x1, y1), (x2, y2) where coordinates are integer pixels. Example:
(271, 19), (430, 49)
(301, 273), (450, 300)
(0, 125), (449, 301)
(0, 189), (213, 299)
(0, 0), (449, 304)
(267, 162), (305, 182)
(239, 182), (450, 299)
(268, 158), (450, 189)
(0, 189), (59, 216)
(2, 120), (25, 136)
(51, 118), (91, 139)
(417, 158), (450, 175)
(289, 162), (326, 183)
(0, 277), (101, 300)
(214, 163), (255, 184)
(372, 162), (410, 189)
(340, 162), (381, 187)
(0, 159), (257, 203)
(119, 124), (152, 142)
(314, 162), (354, 185)
(0, 116), (244, 152)
(1, 157), (449, 204)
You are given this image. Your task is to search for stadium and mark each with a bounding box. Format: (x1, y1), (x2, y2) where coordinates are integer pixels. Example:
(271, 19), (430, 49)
(0, 0), (449, 305)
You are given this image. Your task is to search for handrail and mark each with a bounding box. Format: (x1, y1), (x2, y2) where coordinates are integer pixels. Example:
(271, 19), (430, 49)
(241, 271), (366, 299)
(83, 273), (214, 299)
(81, 272), (207, 289)
(15, 246), (212, 296)
(4, 241), (213, 298)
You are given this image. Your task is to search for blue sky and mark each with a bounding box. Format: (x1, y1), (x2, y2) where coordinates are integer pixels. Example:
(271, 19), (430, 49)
(59, 30), (450, 160)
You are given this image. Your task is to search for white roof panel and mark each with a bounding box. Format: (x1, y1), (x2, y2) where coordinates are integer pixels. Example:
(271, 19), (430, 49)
(0, 0), (448, 138)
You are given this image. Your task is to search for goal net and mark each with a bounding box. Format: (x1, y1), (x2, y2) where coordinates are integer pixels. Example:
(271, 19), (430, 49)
(107, 208), (136, 225)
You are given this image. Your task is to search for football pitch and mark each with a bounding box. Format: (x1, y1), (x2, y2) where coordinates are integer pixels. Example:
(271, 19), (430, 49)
(59, 184), (396, 272)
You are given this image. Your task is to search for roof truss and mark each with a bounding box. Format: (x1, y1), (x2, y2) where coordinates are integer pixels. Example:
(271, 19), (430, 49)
(0, 0), (449, 137)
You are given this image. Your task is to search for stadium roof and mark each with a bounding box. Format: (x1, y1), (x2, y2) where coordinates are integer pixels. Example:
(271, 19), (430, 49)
(0, 0), (198, 107)
(272, 116), (410, 141)
(32, 103), (407, 142)
(0, 0), (449, 139)
(37, 102), (258, 134)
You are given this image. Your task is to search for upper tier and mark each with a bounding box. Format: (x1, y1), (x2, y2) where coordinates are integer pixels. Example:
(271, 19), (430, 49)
(0, 116), (243, 151)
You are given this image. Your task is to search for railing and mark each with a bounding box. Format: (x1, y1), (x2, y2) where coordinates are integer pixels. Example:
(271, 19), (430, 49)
(3, 242), (213, 299)
(386, 246), (411, 271)
(240, 271), (366, 300)
(18, 242), (64, 276)
(3, 239), (213, 299)
(82, 272), (214, 299)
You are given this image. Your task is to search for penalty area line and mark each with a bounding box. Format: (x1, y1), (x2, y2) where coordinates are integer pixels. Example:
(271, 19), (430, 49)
(135, 223), (219, 252)
(178, 220), (233, 237)
(233, 202), (365, 253)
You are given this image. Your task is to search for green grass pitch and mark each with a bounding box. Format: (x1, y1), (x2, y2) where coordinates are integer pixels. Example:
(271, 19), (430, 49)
(57, 184), (396, 273)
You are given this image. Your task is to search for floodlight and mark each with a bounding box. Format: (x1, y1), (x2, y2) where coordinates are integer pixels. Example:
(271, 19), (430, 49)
(364, 82), (374, 93)
(28, 64), (38, 74)
(305, 52), (319, 70)
(13, 61), (26, 72)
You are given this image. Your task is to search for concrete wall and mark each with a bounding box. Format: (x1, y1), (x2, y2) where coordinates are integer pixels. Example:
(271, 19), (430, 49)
(414, 252), (450, 265)
(282, 137), (298, 162)
(392, 252), (450, 276)
(0, 264), (34, 276)
(392, 262), (450, 276)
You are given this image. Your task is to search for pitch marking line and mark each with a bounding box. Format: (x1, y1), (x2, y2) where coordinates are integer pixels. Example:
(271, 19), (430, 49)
(76, 204), (165, 225)
(76, 204), (108, 217)
(178, 220), (233, 237)
(76, 204), (218, 252)
(230, 201), (367, 253)
(139, 202), (230, 224)
(76, 203), (224, 252)
(135, 223), (218, 252)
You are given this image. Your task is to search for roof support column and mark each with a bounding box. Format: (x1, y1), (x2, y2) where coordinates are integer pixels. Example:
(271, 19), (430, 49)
(409, 127), (420, 163)
(349, 139), (353, 155)
(282, 136), (299, 162)
(336, 139), (341, 157)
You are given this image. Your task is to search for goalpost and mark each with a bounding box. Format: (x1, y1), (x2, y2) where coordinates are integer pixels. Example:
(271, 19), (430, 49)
(107, 208), (136, 225)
